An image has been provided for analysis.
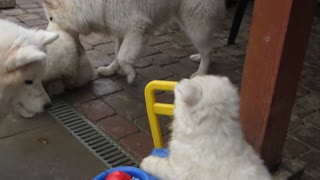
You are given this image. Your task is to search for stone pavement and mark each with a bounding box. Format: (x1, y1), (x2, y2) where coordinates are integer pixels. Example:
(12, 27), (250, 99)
(0, 113), (105, 180)
(1, 0), (320, 179)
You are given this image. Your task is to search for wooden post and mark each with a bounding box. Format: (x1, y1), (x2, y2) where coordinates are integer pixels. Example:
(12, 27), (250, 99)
(240, 0), (316, 169)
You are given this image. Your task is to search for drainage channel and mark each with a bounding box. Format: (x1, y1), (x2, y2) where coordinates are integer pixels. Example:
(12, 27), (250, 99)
(47, 99), (138, 168)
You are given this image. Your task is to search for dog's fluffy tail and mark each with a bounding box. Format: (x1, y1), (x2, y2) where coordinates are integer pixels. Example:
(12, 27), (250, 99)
(74, 45), (93, 87)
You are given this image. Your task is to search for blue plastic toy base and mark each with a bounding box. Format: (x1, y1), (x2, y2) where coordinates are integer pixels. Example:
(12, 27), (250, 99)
(93, 148), (169, 180)
(150, 148), (169, 158)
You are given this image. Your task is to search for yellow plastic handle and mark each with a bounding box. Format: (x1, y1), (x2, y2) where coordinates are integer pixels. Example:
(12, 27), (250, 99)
(144, 80), (177, 148)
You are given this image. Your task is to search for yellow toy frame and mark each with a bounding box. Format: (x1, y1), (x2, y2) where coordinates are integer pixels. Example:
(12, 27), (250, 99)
(144, 80), (178, 148)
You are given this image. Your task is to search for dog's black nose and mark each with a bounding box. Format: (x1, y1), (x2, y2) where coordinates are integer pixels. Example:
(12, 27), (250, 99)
(43, 103), (52, 110)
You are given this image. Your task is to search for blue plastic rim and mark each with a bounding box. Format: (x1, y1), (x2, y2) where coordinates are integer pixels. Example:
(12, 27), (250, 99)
(93, 166), (157, 180)
(93, 148), (169, 180)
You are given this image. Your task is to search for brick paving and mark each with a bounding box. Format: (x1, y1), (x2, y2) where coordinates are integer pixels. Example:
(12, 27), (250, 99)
(1, 0), (320, 179)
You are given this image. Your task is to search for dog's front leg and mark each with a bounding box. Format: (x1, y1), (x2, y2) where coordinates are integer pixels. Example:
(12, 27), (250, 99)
(97, 37), (123, 76)
(117, 32), (145, 84)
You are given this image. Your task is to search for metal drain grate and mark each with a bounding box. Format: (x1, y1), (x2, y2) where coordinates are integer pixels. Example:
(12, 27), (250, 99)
(47, 99), (138, 168)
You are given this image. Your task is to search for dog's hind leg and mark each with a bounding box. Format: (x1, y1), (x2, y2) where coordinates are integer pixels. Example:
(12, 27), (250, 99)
(117, 32), (145, 84)
(178, 0), (224, 77)
(178, 13), (214, 77)
(97, 37), (123, 76)
(191, 47), (211, 78)
(184, 25), (212, 77)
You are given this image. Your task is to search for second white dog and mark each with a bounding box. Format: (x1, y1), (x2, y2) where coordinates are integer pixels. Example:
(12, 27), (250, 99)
(140, 75), (271, 180)
(40, 0), (226, 84)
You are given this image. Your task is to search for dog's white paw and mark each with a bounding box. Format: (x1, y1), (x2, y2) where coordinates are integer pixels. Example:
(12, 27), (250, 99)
(190, 54), (201, 62)
(140, 156), (159, 173)
(127, 71), (137, 84)
(97, 66), (116, 76)
(16, 107), (35, 119)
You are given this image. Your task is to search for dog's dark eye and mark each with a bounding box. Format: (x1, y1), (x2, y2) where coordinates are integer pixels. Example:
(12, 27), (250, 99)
(25, 80), (33, 85)
(49, 17), (53, 21)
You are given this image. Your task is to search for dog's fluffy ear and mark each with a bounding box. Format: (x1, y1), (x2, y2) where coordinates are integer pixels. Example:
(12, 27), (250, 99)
(40, 0), (58, 9)
(4, 30), (57, 72)
(175, 79), (202, 106)
(35, 30), (59, 46)
(5, 46), (47, 72)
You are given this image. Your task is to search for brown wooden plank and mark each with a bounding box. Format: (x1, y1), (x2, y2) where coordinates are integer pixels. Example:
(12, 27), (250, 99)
(240, 0), (317, 169)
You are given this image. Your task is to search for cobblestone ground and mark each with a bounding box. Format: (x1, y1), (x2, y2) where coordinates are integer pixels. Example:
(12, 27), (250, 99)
(1, 0), (320, 179)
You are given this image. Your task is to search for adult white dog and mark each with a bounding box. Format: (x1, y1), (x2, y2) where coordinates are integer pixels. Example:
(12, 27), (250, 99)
(0, 19), (58, 119)
(40, 0), (225, 84)
(140, 75), (271, 180)
(43, 21), (93, 96)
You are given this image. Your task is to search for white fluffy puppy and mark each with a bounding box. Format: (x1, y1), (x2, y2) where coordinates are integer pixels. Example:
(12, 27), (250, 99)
(140, 75), (271, 180)
(43, 21), (93, 96)
(0, 19), (58, 119)
(40, 0), (225, 84)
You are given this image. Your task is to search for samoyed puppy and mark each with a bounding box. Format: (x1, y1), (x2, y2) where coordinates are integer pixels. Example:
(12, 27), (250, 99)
(140, 75), (271, 180)
(40, 0), (225, 84)
(0, 19), (58, 119)
(42, 21), (93, 96)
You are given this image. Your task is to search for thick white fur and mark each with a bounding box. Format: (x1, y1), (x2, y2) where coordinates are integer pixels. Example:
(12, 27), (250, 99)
(40, 0), (225, 84)
(140, 75), (271, 180)
(43, 21), (93, 96)
(0, 19), (58, 119)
